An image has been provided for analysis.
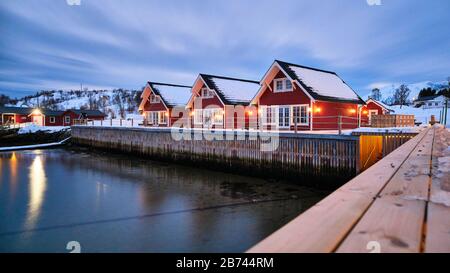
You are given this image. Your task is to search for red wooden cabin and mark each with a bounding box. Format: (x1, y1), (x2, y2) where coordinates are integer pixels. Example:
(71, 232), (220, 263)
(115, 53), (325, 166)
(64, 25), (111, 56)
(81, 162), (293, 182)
(139, 82), (192, 127)
(29, 108), (105, 126)
(251, 60), (365, 131)
(62, 109), (106, 126)
(360, 98), (394, 126)
(186, 74), (260, 129)
(0, 106), (33, 125)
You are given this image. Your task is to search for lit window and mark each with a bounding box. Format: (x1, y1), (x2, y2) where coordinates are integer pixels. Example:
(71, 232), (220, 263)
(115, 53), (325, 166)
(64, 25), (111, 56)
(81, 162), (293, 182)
(278, 106), (290, 127)
(158, 111), (167, 124)
(260, 106), (277, 125)
(292, 105), (308, 125)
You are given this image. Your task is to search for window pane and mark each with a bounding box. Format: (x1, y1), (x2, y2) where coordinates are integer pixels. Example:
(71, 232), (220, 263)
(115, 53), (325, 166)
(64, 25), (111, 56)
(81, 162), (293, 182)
(276, 80), (283, 90)
(285, 80), (292, 90)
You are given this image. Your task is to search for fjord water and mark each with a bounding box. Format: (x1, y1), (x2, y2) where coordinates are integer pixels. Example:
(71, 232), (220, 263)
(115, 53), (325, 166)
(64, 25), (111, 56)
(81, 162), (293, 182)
(0, 148), (325, 252)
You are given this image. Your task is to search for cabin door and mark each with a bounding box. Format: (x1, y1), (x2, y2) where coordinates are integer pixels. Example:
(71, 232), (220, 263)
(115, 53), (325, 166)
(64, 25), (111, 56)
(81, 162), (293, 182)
(368, 110), (378, 125)
(33, 115), (43, 126)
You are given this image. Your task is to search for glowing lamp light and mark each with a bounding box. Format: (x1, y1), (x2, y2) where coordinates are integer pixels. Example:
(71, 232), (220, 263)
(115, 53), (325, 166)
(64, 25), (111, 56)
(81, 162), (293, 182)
(189, 111), (195, 117)
(349, 109), (357, 114)
(247, 110), (253, 116)
(32, 109), (42, 115)
(165, 112), (169, 117)
(363, 110), (368, 115)
(314, 107), (321, 113)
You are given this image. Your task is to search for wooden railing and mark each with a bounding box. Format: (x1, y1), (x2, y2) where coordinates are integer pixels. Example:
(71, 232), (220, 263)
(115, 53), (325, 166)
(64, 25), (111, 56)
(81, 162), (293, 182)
(248, 126), (450, 253)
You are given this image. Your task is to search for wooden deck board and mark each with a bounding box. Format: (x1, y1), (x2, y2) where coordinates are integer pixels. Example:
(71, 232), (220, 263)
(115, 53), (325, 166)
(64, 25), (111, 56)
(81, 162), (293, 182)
(247, 127), (450, 253)
(425, 127), (450, 253)
(336, 129), (435, 253)
(247, 129), (430, 253)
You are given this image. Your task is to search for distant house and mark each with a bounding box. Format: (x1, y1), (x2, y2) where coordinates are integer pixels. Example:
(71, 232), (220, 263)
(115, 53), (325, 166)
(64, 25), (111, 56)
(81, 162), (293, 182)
(251, 60), (365, 131)
(186, 74), (260, 129)
(139, 82), (192, 127)
(62, 109), (106, 126)
(29, 108), (105, 126)
(0, 106), (33, 125)
(413, 95), (449, 109)
(360, 98), (394, 126)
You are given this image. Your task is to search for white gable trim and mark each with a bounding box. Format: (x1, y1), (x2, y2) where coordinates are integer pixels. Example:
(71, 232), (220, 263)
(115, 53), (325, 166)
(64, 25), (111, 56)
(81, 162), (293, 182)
(139, 83), (169, 111)
(251, 61), (315, 105)
(186, 75), (226, 109)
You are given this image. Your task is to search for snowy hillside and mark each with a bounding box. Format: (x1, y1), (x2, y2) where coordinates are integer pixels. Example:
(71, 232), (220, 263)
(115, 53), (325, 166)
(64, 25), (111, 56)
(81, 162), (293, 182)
(367, 80), (448, 104)
(7, 89), (142, 119)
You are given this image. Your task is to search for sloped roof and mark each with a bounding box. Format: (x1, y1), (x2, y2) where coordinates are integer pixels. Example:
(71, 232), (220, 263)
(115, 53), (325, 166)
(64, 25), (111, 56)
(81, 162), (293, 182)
(366, 98), (394, 112)
(0, 106), (34, 115)
(39, 109), (65, 116)
(66, 109), (106, 116)
(200, 74), (260, 105)
(414, 95), (443, 102)
(275, 60), (365, 104)
(148, 82), (192, 107)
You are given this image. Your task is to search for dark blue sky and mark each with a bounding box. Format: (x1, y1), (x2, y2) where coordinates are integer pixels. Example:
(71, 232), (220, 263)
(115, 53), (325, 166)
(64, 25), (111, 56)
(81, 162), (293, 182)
(1, 0), (449, 98)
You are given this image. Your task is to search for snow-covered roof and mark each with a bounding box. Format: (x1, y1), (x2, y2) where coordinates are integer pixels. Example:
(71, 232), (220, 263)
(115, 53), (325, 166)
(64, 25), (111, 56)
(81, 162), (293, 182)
(201, 74), (260, 105)
(149, 82), (192, 107)
(275, 60), (365, 104)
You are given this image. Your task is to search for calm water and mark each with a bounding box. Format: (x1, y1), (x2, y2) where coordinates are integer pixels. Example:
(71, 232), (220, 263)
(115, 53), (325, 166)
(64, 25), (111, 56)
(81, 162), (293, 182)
(0, 148), (325, 253)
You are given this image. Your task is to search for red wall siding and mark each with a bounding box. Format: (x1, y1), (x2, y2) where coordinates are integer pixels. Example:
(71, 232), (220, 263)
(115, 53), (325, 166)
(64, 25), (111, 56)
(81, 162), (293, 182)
(312, 101), (359, 130)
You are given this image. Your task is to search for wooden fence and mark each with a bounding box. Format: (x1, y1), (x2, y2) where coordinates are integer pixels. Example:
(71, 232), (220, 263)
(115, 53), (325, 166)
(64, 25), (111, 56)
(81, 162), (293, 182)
(352, 131), (418, 171)
(71, 126), (360, 188)
(371, 114), (415, 128)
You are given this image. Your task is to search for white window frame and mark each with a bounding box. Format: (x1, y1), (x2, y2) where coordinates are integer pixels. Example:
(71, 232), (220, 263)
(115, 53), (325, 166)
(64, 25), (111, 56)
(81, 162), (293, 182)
(273, 78), (293, 93)
(49, 116), (56, 123)
(193, 109), (203, 125)
(150, 94), (160, 104)
(158, 111), (167, 124)
(291, 104), (309, 126)
(202, 108), (223, 126)
(200, 88), (214, 99)
(64, 116), (71, 124)
(278, 106), (290, 128)
(260, 105), (277, 126)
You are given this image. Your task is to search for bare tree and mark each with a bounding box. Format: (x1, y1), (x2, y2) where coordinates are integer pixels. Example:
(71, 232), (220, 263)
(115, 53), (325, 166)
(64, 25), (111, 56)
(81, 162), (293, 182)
(393, 84), (411, 108)
(370, 88), (381, 101)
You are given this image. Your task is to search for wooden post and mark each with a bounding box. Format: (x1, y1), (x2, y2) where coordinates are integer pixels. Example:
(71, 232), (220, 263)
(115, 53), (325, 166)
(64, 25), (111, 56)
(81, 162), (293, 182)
(101, 119), (103, 126)
(110, 119), (112, 126)
(120, 119), (122, 127)
(338, 115), (342, 135)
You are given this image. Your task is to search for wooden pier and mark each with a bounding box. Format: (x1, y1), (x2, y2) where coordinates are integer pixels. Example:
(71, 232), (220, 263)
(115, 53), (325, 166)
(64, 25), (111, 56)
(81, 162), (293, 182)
(248, 126), (450, 253)
(71, 126), (360, 188)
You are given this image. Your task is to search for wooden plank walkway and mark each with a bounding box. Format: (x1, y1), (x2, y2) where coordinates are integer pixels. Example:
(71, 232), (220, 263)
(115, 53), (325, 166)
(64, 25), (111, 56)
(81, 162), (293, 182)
(248, 126), (450, 253)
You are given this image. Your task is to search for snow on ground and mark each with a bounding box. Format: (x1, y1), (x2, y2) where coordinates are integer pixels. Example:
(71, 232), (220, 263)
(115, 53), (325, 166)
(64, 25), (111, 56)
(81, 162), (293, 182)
(18, 124), (70, 134)
(390, 105), (449, 124)
(351, 126), (423, 134)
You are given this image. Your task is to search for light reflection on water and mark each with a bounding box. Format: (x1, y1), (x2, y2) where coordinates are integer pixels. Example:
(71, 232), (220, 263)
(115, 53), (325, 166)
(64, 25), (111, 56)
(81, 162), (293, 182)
(0, 148), (326, 253)
(25, 154), (47, 230)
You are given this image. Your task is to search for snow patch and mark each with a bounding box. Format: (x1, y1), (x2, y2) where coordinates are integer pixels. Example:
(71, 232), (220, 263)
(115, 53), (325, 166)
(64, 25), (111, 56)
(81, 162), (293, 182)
(18, 124), (70, 134)
(210, 77), (260, 103)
